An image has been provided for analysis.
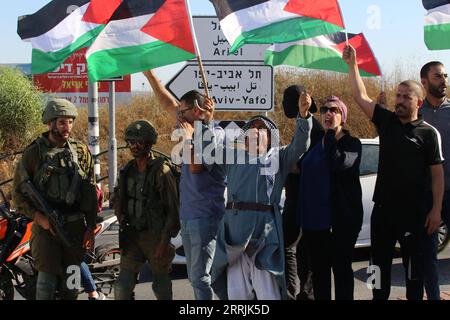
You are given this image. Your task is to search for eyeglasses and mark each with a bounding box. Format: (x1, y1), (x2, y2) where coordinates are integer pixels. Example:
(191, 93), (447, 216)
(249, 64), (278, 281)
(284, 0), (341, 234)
(177, 106), (194, 116)
(319, 106), (340, 115)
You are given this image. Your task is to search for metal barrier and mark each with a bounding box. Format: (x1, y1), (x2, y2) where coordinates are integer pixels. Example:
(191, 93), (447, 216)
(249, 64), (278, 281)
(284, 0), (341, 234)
(0, 146), (175, 187)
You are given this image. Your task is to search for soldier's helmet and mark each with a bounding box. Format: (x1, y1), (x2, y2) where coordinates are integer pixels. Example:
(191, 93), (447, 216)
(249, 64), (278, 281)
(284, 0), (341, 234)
(42, 98), (78, 124)
(124, 120), (158, 145)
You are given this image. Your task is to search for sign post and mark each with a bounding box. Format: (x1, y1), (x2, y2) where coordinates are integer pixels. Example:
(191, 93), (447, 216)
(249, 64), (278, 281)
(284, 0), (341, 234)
(88, 81), (100, 183)
(108, 81), (117, 201)
(97, 76), (124, 201)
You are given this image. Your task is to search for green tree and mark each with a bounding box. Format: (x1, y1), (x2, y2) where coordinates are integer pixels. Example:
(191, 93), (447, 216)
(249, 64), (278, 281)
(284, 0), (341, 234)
(0, 66), (43, 150)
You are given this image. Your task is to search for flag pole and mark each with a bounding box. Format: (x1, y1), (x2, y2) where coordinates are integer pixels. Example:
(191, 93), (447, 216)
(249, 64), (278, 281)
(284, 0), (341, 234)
(376, 57), (384, 91)
(184, 0), (210, 99)
(336, 2), (349, 45)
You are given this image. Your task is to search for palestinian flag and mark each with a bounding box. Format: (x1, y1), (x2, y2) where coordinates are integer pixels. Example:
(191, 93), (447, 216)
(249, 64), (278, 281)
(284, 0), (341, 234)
(423, 0), (450, 50)
(265, 32), (382, 77)
(17, 0), (122, 74)
(86, 0), (196, 81)
(209, 0), (345, 53)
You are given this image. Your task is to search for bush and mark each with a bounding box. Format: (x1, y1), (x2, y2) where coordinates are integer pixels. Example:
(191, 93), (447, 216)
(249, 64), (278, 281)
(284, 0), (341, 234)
(0, 66), (44, 150)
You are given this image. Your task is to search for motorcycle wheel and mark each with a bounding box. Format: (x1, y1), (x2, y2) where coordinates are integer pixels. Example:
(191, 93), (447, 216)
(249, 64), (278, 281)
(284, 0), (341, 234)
(0, 274), (14, 300)
(95, 243), (121, 276)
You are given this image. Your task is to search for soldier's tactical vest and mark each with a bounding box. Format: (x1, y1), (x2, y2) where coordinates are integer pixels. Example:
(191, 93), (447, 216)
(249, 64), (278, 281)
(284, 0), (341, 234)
(119, 157), (168, 232)
(32, 137), (85, 210)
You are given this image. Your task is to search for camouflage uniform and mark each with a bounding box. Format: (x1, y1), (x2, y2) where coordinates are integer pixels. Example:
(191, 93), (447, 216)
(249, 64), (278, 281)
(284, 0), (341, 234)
(114, 120), (180, 300)
(12, 99), (97, 300)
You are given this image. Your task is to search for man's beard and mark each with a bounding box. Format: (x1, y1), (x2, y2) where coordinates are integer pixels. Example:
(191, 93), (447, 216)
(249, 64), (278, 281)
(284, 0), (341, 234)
(51, 121), (69, 140)
(429, 83), (447, 99)
(132, 145), (152, 158)
(395, 104), (407, 116)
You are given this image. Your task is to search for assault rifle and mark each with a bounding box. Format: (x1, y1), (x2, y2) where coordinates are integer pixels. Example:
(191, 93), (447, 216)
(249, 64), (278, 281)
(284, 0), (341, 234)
(19, 180), (74, 247)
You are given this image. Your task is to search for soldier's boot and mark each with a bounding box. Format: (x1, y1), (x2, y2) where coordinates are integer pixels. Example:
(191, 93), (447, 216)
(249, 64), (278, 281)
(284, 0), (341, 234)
(36, 271), (58, 300)
(152, 273), (172, 300)
(114, 269), (137, 300)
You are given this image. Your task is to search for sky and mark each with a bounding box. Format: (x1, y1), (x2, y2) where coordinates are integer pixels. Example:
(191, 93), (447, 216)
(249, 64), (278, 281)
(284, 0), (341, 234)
(2, 0), (450, 90)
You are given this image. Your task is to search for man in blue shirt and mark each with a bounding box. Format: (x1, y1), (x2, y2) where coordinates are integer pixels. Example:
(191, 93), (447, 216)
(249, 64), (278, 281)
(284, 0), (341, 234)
(144, 70), (226, 300)
(420, 61), (449, 300)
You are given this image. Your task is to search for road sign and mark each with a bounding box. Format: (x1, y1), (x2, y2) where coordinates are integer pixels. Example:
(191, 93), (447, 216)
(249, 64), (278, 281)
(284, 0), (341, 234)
(215, 120), (246, 143)
(33, 48), (131, 106)
(192, 16), (269, 62)
(215, 120), (246, 130)
(166, 64), (273, 112)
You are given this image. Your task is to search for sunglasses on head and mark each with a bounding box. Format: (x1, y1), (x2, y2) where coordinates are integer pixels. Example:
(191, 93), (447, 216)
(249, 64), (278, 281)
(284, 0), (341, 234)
(319, 106), (340, 114)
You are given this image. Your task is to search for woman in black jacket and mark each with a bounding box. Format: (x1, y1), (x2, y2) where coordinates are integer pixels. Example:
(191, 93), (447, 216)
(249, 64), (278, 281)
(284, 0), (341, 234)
(323, 96), (363, 300)
(299, 95), (363, 300)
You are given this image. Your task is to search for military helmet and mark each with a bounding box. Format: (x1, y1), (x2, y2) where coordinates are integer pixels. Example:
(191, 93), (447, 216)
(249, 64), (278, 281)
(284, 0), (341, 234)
(124, 120), (158, 145)
(42, 98), (78, 124)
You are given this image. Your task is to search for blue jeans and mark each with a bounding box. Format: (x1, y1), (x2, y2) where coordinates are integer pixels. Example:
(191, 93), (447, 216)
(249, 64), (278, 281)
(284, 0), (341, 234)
(181, 216), (220, 300)
(80, 261), (96, 293)
(423, 232), (440, 300)
(423, 190), (450, 300)
(443, 190), (450, 227)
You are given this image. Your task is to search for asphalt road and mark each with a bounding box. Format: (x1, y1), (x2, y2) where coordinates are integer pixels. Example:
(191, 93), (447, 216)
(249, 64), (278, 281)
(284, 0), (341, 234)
(80, 245), (450, 301)
(12, 241), (450, 301)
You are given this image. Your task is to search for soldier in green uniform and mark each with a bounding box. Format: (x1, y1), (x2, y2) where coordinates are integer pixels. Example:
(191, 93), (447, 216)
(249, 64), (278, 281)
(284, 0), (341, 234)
(114, 120), (180, 300)
(12, 98), (97, 300)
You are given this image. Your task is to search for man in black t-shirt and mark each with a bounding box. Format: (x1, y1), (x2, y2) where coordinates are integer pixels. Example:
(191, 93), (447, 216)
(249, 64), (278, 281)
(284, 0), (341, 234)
(343, 45), (444, 300)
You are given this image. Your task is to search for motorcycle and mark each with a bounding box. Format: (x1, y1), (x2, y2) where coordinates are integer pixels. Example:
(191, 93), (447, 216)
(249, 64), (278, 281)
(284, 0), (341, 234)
(0, 188), (34, 300)
(0, 188), (120, 300)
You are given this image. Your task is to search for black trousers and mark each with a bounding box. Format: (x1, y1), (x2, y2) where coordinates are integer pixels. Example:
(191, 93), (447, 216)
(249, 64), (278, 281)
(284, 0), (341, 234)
(302, 225), (360, 300)
(284, 227), (301, 300)
(331, 224), (360, 300)
(297, 235), (315, 300)
(370, 204), (426, 300)
(302, 230), (332, 300)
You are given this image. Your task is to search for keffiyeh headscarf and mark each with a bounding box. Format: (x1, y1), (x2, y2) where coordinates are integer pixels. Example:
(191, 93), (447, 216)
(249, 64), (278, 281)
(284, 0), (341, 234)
(242, 115), (280, 201)
(241, 115), (279, 145)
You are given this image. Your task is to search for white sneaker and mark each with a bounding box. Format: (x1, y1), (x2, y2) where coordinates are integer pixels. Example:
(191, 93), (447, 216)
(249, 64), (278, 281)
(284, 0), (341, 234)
(88, 291), (106, 300)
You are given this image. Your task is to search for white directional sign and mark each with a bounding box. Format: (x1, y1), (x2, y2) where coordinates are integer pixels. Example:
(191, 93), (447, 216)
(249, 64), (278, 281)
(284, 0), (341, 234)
(192, 16), (269, 62)
(166, 64), (273, 111)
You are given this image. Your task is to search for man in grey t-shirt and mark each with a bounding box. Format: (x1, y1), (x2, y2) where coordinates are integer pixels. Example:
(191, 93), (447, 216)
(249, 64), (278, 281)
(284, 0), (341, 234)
(420, 61), (449, 300)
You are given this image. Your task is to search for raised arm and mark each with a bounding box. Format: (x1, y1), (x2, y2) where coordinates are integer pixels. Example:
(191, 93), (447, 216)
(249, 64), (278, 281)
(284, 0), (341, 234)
(342, 45), (376, 119)
(279, 93), (313, 177)
(143, 70), (179, 119)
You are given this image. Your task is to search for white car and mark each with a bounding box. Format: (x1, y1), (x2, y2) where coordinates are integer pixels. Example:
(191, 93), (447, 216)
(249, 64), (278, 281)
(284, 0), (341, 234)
(355, 138), (379, 248)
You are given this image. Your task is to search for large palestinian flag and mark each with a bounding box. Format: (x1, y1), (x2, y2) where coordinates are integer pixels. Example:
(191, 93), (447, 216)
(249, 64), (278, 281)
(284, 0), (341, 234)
(265, 32), (382, 77)
(86, 0), (196, 81)
(209, 0), (345, 53)
(17, 0), (122, 74)
(423, 0), (450, 50)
